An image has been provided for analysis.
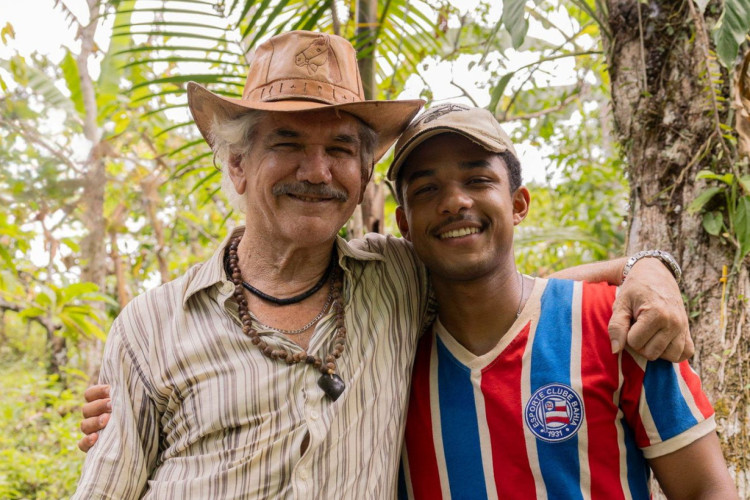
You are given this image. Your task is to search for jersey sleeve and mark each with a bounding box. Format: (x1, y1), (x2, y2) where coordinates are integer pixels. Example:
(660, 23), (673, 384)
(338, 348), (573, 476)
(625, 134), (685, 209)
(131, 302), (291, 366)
(619, 350), (715, 459)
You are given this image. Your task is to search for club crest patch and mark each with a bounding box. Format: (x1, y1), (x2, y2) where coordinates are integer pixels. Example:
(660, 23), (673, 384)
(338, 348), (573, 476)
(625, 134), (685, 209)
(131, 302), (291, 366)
(524, 383), (584, 443)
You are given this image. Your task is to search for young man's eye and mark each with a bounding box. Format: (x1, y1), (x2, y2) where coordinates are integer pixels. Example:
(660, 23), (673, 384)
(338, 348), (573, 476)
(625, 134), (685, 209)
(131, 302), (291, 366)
(412, 185), (436, 196)
(468, 177), (492, 185)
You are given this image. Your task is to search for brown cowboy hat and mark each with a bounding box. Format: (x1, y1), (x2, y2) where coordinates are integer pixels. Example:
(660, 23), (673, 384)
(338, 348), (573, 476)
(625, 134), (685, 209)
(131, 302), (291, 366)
(187, 30), (424, 162)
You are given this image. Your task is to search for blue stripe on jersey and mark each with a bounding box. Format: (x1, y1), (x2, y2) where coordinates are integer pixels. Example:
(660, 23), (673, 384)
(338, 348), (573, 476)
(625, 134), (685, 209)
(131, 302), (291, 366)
(531, 279), (583, 500)
(642, 359), (698, 440)
(620, 415), (650, 500)
(436, 336), (488, 500)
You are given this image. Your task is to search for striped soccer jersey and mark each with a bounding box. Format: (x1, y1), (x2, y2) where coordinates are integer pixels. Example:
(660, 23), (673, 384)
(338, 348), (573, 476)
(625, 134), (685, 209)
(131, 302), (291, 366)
(399, 278), (715, 500)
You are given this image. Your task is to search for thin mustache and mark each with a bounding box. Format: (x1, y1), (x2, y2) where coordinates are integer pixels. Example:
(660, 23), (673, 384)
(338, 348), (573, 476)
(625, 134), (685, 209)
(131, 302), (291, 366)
(272, 182), (349, 201)
(432, 214), (484, 234)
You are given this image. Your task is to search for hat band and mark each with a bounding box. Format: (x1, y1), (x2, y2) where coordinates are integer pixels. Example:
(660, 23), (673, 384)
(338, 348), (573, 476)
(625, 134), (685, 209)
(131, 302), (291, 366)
(244, 79), (361, 105)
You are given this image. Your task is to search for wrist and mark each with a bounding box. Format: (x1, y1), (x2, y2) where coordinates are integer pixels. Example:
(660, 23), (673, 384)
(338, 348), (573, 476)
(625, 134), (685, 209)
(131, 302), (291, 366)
(622, 250), (682, 284)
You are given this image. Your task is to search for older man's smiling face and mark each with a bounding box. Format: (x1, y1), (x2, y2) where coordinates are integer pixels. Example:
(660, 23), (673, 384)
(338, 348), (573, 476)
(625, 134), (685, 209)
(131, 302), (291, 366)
(229, 109), (365, 248)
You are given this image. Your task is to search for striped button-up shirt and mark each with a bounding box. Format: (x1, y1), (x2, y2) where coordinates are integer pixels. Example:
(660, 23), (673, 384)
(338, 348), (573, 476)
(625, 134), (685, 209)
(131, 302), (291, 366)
(73, 228), (432, 499)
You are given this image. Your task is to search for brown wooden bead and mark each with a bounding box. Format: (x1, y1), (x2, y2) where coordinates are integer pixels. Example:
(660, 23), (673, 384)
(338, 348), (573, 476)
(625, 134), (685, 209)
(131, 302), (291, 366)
(325, 362), (335, 372)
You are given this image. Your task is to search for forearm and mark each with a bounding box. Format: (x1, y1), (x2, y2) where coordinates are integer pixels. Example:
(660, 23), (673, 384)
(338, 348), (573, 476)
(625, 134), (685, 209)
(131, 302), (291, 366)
(73, 325), (158, 498)
(547, 257), (626, 285)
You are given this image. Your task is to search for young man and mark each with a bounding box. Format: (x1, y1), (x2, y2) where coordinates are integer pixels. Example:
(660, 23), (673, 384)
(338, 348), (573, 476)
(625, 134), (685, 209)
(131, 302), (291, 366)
(392, 103), (737, 499)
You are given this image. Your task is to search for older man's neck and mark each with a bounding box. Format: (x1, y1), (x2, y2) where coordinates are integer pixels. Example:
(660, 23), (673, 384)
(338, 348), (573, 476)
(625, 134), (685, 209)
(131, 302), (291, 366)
(432, 266), (526, 357)
(236, 230), (337, 293)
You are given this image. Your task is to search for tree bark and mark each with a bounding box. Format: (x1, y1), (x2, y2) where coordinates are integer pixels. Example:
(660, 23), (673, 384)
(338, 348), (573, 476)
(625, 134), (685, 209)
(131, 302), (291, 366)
(353, 0), (386, 235)
(604, 0), (749, 493)
(77, 0), (108, 379)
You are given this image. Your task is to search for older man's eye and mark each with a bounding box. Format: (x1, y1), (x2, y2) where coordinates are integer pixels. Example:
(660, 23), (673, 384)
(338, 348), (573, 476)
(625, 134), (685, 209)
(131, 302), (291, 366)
(328, 146), (355, 156)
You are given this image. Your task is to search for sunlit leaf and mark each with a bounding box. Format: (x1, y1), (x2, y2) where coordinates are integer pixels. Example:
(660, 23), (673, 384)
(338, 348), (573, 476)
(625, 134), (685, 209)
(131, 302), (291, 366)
(713, 0), (750, 68)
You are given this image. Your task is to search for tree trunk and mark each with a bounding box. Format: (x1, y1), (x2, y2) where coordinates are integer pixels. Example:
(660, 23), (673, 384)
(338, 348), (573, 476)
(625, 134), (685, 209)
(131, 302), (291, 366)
(604, 0), (749, 494)
(353, 0), (386, 235)
(77, 0), (108, 380)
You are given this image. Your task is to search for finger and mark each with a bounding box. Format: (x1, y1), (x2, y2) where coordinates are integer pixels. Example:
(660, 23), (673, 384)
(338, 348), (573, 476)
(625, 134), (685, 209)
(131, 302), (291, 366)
(80, 413), (111, 435)
(659, 335), (686, 364)
(633, 323), (679, 361)
(78, 432), (98, 453)
(679, 334), (695, 362)
(82, 397), (112, 419)
(607, 301), (632, 354)
(84, 384), (110, 403)
(625, 308), (677, 359)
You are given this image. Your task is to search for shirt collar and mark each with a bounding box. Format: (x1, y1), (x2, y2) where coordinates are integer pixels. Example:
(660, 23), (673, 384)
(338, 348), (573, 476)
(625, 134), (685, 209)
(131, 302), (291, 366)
(182, 227), (384, 307)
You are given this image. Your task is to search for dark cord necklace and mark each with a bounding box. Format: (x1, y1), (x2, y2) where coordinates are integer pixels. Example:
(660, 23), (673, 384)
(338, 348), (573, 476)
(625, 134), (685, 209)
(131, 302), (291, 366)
(226, 235), (347, 401)
(238, 249), (335, 305)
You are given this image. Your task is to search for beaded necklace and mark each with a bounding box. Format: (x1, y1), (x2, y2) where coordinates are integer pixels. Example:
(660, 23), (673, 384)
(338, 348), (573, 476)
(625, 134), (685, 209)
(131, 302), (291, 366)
(227, 235), (347, 401)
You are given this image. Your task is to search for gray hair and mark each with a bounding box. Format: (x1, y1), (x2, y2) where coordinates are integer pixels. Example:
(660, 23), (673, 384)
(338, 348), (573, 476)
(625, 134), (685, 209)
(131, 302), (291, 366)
(210, 110), (264, 213)
(209, 110), (378, 213)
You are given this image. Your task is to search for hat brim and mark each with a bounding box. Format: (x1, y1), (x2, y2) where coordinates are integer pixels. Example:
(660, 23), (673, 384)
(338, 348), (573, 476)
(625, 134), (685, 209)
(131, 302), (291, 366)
(187, 82), (424, 162)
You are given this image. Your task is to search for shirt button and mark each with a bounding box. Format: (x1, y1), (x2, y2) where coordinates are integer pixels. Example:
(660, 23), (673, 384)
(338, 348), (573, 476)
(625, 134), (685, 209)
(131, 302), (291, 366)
(310, 411), (319, 420)
(299, 469), (308, 481)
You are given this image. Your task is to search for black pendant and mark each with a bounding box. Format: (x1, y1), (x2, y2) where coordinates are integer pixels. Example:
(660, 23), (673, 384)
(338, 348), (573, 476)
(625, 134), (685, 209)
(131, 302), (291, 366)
(318, 373), (346, 401)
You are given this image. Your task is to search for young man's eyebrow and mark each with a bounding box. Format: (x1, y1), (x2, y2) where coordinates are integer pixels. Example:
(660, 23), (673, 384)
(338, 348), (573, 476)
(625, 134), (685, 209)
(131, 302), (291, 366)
(404, 168), (435, 184)
(459, 159), (492, 169)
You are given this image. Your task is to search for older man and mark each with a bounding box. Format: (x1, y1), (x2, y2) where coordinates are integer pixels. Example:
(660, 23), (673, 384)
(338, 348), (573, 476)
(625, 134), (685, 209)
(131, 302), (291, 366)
(74, 31), (691, 499)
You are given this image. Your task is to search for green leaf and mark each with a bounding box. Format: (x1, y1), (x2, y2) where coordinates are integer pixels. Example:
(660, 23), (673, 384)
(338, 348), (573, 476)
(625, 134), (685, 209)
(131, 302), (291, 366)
(59, 282), (99, 302)
(702, 211), (723, 235)
(688, 186), (723, 213)
(696, 170), (734, 185)
(736, 196), (750, 258)
(713, 0), (750, 68)
(0, 244), (13, 269)
(489, 73), (514, 115)
(60, 50), (85, 116)
(1, 22), (15, 44)
(739, 175), (750, 194)
(503, 0), (529, 49)
(0, 57), (76, 114)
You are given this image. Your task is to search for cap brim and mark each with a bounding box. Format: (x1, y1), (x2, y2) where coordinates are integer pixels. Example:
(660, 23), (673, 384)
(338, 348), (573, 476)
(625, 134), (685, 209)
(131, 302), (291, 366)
(387, 126), (511, 181)
(187, 82), (424, 162)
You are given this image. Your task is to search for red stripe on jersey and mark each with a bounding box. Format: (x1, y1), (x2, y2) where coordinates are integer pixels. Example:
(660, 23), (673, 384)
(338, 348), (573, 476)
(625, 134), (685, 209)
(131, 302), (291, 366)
(404, 332), (443, 499)
(620, 350), (650, 447)
(678, 361), (714, 418)
(580, 282), (625, 500)
(480, 322), (537, 499)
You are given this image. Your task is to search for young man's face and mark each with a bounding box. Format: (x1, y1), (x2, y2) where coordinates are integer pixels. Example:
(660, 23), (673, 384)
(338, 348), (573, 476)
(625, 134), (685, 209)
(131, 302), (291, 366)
(396, 133), (529, 283)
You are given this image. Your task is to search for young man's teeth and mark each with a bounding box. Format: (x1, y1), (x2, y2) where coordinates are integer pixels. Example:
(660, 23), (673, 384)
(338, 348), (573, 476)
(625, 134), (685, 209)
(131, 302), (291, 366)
(440, 227), (479, 239)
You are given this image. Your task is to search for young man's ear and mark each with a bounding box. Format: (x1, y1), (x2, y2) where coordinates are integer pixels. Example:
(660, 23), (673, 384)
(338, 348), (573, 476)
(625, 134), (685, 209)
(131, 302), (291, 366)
(512, 186), (531, 225)
(227, 154), (247, 194)
(395, 206), (411, 242)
